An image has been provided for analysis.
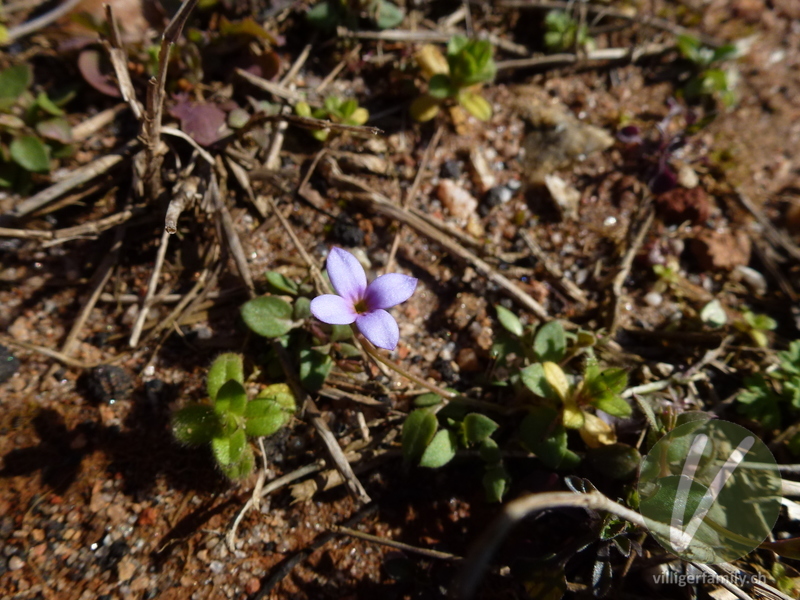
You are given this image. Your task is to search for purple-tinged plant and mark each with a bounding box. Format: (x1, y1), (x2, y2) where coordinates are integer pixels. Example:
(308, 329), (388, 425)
(310, 247), (417, 351)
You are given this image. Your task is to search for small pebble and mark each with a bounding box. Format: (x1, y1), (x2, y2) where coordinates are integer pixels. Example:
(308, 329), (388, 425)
(485, 185), (512, 208)
(734, 265), (767, 296)
(644, 292), (663, 307)
(8, 555), (24, 571)
(245, 577), (261, 595)
(440, 159), (462, 179)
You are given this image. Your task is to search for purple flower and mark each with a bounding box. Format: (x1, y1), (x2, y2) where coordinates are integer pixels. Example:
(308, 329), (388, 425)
(310, 247), (418, 350)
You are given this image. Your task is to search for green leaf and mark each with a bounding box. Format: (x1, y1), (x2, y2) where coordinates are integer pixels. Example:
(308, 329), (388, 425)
(712, 44), (739, 63)
(329, 323), (352, 342)
(593, 393), (632, 418)
(402, 409), (438, 465)
(293, 296), (311, 320)
(0, 64), (32, 103)
(414, 392), (443, 408)
(737, 374), (782, 429)
(409, 94), (441, 122)
(172, 404), (222, 445)
(295, 101), (312, 118)
(520, 362), (555, 399)
(585, 443), (641, 481)
(419, 429), (457, 468)
(495, 305), (523, 336)
(298, 348), (332, 392)
(519, 407), (567, 469)
(266, 271), (299, 295)
(464, 413), (499, 443)
(374, 0), (404, 29)
(10, 136), (50, 173)
(479, 438), (502, 463)
(212, 427), (247, 466)
(257, 383), (296, 410)
(220, 444), (254, 479)
(241, 295), (295, 337)
(245, 398), (292, 437)
(306, 0), (340, 31)
(428, 74), (454, 100)
(677, 34), (702, 62)
(533, 321), (566, 362)
(214, 379), (248, 416)
(447, 35), (470, 57)
(482, 464), (510, 502)
(207, 353), (244, 400)
(36, 92), (64, 116)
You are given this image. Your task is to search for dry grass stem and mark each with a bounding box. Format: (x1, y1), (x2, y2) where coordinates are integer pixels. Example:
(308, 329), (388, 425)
(496, 43), (672, 72)
(8, 140), (137, 218)
(129, 228), (171, 347)
(103, 6), (143, 120)
(333, 526), (462, 561)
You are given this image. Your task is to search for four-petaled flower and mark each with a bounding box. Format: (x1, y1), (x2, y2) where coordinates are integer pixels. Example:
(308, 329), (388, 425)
(310, 247), (418, 350)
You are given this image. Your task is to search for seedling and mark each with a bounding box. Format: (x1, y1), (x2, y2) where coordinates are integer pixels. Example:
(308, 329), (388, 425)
(543, 10), (594, 53)
(0, 63), (75, 191)
(734, 308), (777, 348)
(172, 353), (296, 479)
(677, 35), (740, 108)
(307, 0), (404, 32)
(410, 35), (496, 122)
(737, 339), (800, 431)
(295, 96), (369, 141)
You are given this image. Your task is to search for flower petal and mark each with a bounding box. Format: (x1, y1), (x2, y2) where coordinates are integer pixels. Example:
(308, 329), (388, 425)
(326, 247), (367, 303)
(364, 274), (418, 310)
(356, 310), (400, 350)
(310, 295), (357, 325)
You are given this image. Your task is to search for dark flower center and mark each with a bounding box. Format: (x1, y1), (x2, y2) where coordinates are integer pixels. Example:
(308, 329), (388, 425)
(353, 299), (368, 314)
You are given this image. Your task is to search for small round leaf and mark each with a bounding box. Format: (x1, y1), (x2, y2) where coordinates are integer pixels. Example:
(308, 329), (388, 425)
(207, 352), (244, 400)
(402, 409), (438, 465)
(10, 136), (50, 173)
(419, 429), (457, 468)
(172, 404), (222, 445)
(241, 295), (294, 337)
(464, 413), (499, 444)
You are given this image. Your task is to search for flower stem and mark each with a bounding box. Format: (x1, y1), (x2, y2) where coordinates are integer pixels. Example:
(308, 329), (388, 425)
(358, 335), (510, 414)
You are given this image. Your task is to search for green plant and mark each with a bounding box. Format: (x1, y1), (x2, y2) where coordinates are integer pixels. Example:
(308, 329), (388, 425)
(172, 353), (296, 479)
(0, 63), (75, 191)
(734, 308), (777, 348)
(410, 36), (496, 122)
(307, 0), (404, 32)
(543, 10), (594, 53)
(402, 397), (509, 502)
(737, 340), (800, 431)
(295, 96), (369, 141)
(676, 35), (740, 108)
(494, 312), (636, 472)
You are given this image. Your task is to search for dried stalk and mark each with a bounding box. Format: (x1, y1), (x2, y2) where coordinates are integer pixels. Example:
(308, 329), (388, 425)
(495, 43), (672, 72)
(104, 5), (143, 120)
(8, 140), (137, 218)
(209, 173), (255, 297)
(3, 0), (83, 43)
(129, 228), (171, 347)
(142, 0), (199, 199)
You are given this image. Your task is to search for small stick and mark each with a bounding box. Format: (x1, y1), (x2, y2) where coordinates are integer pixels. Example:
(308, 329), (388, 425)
(3, 0), (83, 43)
(71, 104), (129, 141)
(235, 69), (309, 104)
(519, 229), (588, 305)
(735, 190), (800, 262)
(385, 125), (443, 274)
(495, 43), (671, 71)
(210, 174), (255, 297)
(7, 140), (137, 218)
(142, 0), (199, 199)
(104, 5), (143, 120)
(608, 199), (654, 334)
(215, 113), (382, 148)
(316, 43), (363, 93)
(226, 459), (326, 551)
(129, 228), (171, 347)
(332, 525), (462, 561)
(0, 336), (99, 369)
(253, 504), (377, 600)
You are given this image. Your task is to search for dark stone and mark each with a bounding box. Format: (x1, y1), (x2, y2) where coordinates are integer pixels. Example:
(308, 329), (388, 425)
(331, 213), (364, 247)
(440, 160), (462, 179)
(0, 345), (20, 384)
(432, 357), (458, 384)
(144, 379), (166, 406)
(86, 365), (134, 404)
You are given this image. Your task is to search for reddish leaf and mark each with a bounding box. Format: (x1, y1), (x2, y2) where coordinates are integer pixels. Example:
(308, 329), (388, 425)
(77, 49), (121, 97)
(169, 98), (229, 146)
